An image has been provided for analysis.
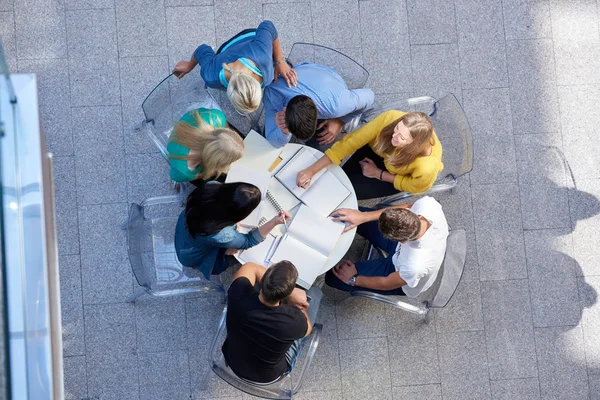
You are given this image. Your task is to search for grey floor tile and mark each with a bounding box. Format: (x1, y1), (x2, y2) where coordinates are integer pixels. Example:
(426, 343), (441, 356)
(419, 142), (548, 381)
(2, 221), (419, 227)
(437, 331), (491, 400)
(166, 0), (212, 5)
(71, 106), (123, 148)
(578, 276), (600, 375)
(455, 0), (504, 43)
(263, 3), (313, 56)
(17, 58), (73, 156)
(116, 0), (167, 57)
(459, 41), (508, 89)
(126, 152), (172, 204)
(411, 43), (462, 100)
(66, 8), (117, 59)
(519, 184), (571, 230)
(339, 337), (391, 388)
(52, 156), (80, 256)
(60, 255), (86, 356)
(69, 56), (121, 107)
(63, 355), (88, 400)
(407, 0), (455, 45)
(481, 279), (538, 380)
(554, 42), (600, 86)
(66, 0), (114, 8)
(471, 184), (527, 281)
(549, 0), (600, 45)
(502, 0), (551, 40)
(0, 12), (15, 61)
(434, 280), (484, 333)
(506, 39), (556, 86)
(214, 0), (262, 46)
(392, 384), (442, 400)
(523, 229), (581, 327)
(431, 177), (475, 234)
(590, 375), (600, 400)
(310, 0), (360, 48)
(470, 135), (517, 184)
(78, 203), (132, 304)
(0, 0), (12, 11)
(87, 350), (139, 400)
(514, 133), (566, 185)
(15, 4), (66, 59)
(490, 378), (541, 400)
(343, 386), (392, 400)
(534, 326), (589, 400)
(293, 391), (342, 400)
(462, 88), (511, 136)
(138, 350), (191, 400)
(84, 302), (136, 354)
(335, 296), (387, 339)
(569, 179), (600, 276)
(165, 5), (215, 65)
(136, 297), (187, 352)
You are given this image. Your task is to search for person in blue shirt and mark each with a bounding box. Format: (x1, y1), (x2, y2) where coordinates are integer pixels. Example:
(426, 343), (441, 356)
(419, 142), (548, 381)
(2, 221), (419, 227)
(174, 181), (291, 278)
(264, 62), (375, 148)
(172, 20), (297, 115)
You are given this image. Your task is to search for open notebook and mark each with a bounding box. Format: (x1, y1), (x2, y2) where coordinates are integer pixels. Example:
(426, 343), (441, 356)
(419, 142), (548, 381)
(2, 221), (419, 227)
(232, 130), (282, 172)
(238, 205), (345, 289)
(275, 147), (352, 217)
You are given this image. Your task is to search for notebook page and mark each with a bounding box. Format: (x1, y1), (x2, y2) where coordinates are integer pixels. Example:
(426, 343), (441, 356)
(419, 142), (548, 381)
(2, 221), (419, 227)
(269, 235), (328, 289)
(275, 148), (326, 197)
(237, 233), (278, 267)
(287, 205), (345, 256)
(261, 178), (301, 221)
(300, 170), (352, 217)
(233, 130), (282, 172)
(225, 164), (272, 198)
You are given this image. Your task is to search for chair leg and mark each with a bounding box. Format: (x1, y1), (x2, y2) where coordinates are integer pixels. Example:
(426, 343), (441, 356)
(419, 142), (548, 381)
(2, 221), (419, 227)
(126, 288), (147, 302)
(120, 217), (130, 230)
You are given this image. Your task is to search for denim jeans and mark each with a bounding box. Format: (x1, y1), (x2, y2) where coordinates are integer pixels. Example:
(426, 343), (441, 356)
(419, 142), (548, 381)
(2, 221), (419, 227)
(325, 207), (405, 296)
(284, 286), (323, 372)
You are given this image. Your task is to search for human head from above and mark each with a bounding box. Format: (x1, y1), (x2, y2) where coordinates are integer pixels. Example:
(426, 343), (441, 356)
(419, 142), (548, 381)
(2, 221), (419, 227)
(378, 208), (422, 243)
(285, 95), (318, 141)
(373, 111), (434, 166)
(260, 260), (298, 304)
(171, 110), (244, 180)
(223, 63), (262, 114)
(184, 182), (261, 237)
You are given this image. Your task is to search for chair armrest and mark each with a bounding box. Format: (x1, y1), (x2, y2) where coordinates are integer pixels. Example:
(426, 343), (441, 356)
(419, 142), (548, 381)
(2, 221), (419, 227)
(209, 304), (228, 361)
(350, 291), (429, 315)
(139, 195), (186, 208)
(291, 323), (323, 395)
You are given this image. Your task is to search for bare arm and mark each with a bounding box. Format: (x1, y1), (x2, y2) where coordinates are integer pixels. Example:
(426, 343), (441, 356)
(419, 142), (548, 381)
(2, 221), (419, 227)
(232, 262), (267, 286)
(355, 272), (406, 291)
(296, 155), (334, 188)
(330, 203), (413, 233)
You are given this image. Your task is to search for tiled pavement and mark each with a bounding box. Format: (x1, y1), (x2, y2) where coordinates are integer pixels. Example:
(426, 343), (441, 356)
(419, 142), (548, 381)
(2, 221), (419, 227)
(2, 0), (600, 398)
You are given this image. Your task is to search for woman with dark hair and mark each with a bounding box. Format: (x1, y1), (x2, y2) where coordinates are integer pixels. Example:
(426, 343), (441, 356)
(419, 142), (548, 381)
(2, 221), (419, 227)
(174, 182), (290, 277)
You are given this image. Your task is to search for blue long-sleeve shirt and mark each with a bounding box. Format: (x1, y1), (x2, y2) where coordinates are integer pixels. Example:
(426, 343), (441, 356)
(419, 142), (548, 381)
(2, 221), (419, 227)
(263, 63), (375, 148)
(174, 212), (265, 278)
(193, 20), (278, 90)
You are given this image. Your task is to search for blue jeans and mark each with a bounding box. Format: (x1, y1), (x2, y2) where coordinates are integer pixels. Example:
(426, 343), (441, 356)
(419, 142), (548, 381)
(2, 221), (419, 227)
(325, 207), (405, 296)
(284, 286), (323, 372)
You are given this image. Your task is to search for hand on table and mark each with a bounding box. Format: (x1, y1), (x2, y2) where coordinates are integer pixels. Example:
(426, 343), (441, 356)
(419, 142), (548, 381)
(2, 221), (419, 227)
(316, 118), (345, 146)
(296, 168), (314, 189)
(359, 157), (381, 179)
(225, 248), (239, 256)
(275, 107), (290, 134)
(332, 260), (358, 285)
(287, 287), (309, 310)
(172, 61), (194, 79)
(330, 208), (367, 233)
(274, 62), (298, 88)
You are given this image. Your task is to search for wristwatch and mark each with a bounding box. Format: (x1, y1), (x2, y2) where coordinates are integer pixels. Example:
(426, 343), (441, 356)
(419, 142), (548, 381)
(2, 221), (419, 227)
(348, 275), (358, 287)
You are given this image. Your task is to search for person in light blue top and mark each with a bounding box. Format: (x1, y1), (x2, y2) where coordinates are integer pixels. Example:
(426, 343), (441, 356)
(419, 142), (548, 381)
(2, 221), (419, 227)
(174, 182), (291, 278)
(264, 62), (375, 148)
(172, 21), (297, 115)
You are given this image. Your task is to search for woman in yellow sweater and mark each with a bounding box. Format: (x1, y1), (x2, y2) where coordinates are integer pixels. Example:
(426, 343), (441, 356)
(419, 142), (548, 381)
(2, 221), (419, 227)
(296, 110), (443, 200)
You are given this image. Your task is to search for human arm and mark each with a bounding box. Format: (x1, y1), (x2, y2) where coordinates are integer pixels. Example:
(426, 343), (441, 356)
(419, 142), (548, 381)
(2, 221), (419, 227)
(336, 88), (375, 123)
(232, 262), (267, 286)
(264, 90), (291, 148)
(330, 204), (412, 233)
(393, 161), (439, 193)
(272, 37), (297, 87)
(315, 118), (345, 146)
(257, 211), (292, 238)
(172, 44), (215, 79)
(295, 155), (333, 188)
(332, 260), (406, 291)
(285, 288), (312, 336)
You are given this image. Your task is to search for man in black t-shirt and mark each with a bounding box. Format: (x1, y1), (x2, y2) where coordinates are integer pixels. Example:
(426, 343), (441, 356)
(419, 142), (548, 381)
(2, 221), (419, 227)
(222, 261), (322, 383)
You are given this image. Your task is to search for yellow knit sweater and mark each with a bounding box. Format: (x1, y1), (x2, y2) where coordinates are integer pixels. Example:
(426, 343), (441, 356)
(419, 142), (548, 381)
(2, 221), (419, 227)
(325, 110), (444, 193)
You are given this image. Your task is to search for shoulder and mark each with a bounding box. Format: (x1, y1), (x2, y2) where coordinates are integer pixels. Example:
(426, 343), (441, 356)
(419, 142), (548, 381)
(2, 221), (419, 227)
(412, 196), (446, 223)
(228, 277), (256, 301)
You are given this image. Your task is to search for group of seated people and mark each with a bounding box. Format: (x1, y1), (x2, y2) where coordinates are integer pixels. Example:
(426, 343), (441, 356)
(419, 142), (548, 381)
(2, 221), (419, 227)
(167, 21), (449, 384)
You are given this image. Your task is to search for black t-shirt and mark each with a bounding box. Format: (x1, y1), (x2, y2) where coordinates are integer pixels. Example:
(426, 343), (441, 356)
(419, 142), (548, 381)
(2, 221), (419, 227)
(222, 277), (308, 383)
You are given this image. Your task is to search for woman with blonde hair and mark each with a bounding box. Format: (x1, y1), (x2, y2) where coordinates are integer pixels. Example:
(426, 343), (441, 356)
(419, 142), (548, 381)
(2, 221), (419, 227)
(168, 107), (244, 183)
(296, 111), (443, 200)
(172, 20), (297, 114)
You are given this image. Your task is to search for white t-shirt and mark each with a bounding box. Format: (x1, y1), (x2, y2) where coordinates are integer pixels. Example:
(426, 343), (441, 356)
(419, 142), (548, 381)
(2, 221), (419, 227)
(392, 196), (449, 298)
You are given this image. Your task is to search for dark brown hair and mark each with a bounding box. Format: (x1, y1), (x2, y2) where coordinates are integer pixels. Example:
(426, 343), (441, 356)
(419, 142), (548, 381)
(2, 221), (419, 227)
(261, 260), (298, 303)
(378, 208), (421, 242)
(285, 95), (318, 141)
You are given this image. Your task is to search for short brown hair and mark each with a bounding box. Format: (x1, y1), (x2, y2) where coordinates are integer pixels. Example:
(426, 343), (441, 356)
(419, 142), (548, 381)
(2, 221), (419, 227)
(378, 208), (421, 242)
(261, 260), (298, 303)
(285, 95), (318, 141)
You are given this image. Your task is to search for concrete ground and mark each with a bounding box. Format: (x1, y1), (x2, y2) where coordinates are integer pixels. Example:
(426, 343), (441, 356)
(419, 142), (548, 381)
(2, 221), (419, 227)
(2, 0), (600, 398)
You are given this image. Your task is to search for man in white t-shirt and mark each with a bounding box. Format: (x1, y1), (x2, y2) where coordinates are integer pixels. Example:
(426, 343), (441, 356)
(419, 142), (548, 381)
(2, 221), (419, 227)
(325, 196), (449, 297)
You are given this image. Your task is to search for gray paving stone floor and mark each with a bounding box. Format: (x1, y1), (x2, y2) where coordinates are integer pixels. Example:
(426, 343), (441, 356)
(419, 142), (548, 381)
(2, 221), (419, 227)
(2, 0), (600, 398)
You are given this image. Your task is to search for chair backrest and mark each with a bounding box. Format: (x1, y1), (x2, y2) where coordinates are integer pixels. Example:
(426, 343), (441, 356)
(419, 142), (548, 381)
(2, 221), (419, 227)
(125, 195), (221, 292)
(140, 73), (222, 160)
(209, 305), (323, 399)
(287, 43), (369, 90)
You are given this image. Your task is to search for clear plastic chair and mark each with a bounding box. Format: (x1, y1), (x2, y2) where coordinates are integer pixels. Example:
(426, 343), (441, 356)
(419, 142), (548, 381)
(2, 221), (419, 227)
(350, 229), (467, 315)
(122, 195), (225, 302)
(356, 93), (473, 205)
(209, 304), (323, 399)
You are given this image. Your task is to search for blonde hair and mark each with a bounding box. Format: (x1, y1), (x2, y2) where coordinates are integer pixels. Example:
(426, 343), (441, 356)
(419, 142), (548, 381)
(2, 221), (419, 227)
(223, 63), (262, 114)
(373, 112), (434, 167)
(169, 109), (244, 180)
